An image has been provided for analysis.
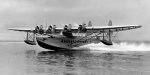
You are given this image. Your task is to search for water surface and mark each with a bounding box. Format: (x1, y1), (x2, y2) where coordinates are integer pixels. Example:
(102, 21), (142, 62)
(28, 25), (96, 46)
(0, 42), (150, 75)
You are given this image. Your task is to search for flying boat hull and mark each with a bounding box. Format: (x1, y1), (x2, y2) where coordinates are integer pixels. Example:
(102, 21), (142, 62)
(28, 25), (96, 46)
(36, 38), (68, 50)
(35, 35), (100, 51)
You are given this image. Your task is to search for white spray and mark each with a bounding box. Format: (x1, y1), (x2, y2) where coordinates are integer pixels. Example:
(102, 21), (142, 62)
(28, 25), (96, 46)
(79, 41), (150, 52)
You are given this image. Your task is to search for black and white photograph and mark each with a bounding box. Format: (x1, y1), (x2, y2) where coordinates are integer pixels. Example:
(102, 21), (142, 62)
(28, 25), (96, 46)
(0, 0), (149, 75)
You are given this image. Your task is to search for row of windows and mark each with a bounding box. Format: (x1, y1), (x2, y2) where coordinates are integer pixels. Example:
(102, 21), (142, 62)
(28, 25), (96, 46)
(61, 40), (90, 43)
(45, 35), (92, 44)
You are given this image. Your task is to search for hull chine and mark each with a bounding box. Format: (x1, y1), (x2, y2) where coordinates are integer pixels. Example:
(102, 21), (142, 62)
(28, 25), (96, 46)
(36, 39), (71, 51)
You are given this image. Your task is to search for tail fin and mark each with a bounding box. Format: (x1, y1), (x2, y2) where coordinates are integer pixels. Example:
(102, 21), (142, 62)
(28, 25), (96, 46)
(108, 20), (113, 42)
(88, 21), (92, 27)
(108, 20), (112, 26)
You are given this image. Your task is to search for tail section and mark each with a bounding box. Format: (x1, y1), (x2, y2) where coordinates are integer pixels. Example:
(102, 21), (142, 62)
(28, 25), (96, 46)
(108, 20), (112, 26)
(88, 21), (92, 27)
(108, 20), (113, 42)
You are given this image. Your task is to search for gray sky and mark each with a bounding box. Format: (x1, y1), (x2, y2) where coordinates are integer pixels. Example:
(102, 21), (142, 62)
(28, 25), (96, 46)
(0, 0), (149, 41)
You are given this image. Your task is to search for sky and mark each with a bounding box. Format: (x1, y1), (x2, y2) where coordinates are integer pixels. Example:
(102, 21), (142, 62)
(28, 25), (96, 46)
(0, 0), (149, 41)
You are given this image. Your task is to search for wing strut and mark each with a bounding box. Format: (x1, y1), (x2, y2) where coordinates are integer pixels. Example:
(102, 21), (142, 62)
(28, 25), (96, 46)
(101, 20), (114, 45)
(103, 29), (105, 40)
(24, 32), (36, 45)
(108, 29), (111, 42)
(101, 30), (113, 45)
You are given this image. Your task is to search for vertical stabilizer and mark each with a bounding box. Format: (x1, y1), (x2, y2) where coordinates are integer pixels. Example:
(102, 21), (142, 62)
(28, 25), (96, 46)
(108, 20), (112, 26)
(108, 20), (113, 42)
(88, 21), (92, 27)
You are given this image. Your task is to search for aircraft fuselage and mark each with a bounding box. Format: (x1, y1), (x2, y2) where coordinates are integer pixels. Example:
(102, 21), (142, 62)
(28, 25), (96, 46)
(36, 34), (101, 50)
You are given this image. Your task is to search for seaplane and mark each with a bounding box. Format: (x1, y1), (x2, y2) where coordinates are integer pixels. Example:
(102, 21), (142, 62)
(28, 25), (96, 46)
(8, 20), (141, 51)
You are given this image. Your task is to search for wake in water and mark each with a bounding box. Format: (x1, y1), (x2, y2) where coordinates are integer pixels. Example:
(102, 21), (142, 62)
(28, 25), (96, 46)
(79, 41), (150, 52)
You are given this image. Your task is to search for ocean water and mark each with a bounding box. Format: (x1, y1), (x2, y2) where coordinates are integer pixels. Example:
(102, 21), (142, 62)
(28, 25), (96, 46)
(0, 41), (150, 75)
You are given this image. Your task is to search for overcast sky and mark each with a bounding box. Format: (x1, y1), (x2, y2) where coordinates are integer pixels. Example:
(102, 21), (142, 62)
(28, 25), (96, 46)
(0, 0), (149, 41)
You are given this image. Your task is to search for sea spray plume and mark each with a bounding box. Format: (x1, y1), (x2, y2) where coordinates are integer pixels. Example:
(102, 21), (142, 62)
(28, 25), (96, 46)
(79, 41), (150, 51)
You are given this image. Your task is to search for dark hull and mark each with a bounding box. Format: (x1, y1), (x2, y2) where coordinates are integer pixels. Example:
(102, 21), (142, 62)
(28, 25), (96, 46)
(101, 40), (113, 45)
(36, 39), (75, 51)
(24, 40), (36, 45)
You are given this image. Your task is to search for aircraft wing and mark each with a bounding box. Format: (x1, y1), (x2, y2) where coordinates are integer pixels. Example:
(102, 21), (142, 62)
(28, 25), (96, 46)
(8, 28), (35, 32)
(86, 25), (142, 32)
(8, 25), (141, 33)
(68, 25), (141, 33)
